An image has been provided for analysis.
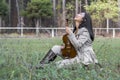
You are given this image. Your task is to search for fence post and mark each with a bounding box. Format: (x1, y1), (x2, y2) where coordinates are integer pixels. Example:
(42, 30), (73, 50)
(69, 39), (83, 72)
(36, 27), (39, 36)
(52, 29), (54, 37)
(55, 29), (58, 36)
(21, 27), (23, 37)
(0, 26), (2, 33)
(94, 28), (97, 37)
(113, 28), (115, 38)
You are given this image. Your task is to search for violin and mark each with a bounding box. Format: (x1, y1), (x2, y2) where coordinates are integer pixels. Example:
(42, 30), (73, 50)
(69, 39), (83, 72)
(61, 19), (77, 59)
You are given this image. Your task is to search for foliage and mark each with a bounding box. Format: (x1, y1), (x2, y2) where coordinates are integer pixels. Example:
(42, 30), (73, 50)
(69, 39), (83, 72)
(0, 38), (120, 80)
(66, 1), (75, 18)
(0, 0), (8, 17)
(21, 0), (53, 19)
(85, 1), (119, 27)
(66, 1), (75, 26)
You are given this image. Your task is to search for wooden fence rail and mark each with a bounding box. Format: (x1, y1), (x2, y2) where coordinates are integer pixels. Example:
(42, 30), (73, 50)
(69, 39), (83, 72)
(0, 27), (120, 38)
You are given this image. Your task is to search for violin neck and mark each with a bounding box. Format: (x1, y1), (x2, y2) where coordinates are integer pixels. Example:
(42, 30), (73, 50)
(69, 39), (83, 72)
(65, 19), (69, 27)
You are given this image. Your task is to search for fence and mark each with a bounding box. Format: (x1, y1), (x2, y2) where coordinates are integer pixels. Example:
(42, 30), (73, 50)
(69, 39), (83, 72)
(0, 27), (120, 38)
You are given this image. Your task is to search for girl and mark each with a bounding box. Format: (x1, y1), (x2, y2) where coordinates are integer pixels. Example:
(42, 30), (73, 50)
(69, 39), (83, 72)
(37, 12), (101, 69)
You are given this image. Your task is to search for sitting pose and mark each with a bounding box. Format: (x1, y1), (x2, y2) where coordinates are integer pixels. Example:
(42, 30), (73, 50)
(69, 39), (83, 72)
(36, 12), (102, 69)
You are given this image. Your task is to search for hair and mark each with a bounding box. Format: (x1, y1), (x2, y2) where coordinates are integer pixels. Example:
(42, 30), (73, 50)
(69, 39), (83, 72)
(73, 12), (94, 41)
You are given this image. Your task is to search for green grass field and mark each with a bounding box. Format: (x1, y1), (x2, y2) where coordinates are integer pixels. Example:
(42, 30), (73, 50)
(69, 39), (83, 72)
(0, 37), (120, 80)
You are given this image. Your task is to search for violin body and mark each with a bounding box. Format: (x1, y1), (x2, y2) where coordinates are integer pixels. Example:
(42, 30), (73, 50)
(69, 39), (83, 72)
(61, 34), (77, 59)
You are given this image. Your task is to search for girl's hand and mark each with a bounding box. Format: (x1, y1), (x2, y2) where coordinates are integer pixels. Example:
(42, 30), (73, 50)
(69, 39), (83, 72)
(66, 27), (72, 34)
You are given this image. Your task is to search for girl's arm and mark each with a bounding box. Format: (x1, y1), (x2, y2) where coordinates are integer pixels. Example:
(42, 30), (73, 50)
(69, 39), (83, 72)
(68, 28), (89, 49)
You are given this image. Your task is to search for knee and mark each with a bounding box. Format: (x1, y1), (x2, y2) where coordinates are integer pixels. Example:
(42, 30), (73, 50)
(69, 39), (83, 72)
(51, 45), (60, 51)
(51, 45), (61, 54)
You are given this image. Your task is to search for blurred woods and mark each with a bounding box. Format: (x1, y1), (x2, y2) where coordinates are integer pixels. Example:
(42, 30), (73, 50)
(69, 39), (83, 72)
(0, 0), (120, 28)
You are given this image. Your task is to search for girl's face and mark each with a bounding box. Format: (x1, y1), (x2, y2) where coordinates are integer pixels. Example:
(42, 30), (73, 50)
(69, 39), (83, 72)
(74, 13), (85, 22)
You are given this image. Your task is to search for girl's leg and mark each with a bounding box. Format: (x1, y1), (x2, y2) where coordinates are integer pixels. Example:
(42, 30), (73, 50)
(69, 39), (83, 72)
(36, 45), (62, 69)
(56, 56), (81, 68)
(51, 45), (63, 57)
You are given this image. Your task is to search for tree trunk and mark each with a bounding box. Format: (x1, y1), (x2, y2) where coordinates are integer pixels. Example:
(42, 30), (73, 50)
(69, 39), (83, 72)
(85, 0), (88, 5)
(75, 0), (78, 15)
(11, 0), (18, 27)
(16, 0), (21, 33)
(0, 17), (1, 32)
(40, 18), (42, 27)
(53, 0), (56, 27)
(16, 0), (20, 27)
(8, 0), (11, 27)
(57, 0), (62, 27)
(62, 0), (66, 27)
(0, 17), (1, 27)
(79, 1), (82, 12)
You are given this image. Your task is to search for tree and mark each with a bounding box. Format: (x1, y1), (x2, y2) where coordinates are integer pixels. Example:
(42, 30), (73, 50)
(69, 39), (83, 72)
(0, 0), (8, 27)
(22, 0), (53, 27)
(62, 0), (66, 27)
(118, 0), (120, 27)
(85, 0), (119, 33)
(66, 0), (75, 26)
(53, 0), (57, 27)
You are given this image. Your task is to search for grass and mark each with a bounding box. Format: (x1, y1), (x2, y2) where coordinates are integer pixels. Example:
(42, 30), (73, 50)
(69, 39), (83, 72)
(0, 37), (120, 80)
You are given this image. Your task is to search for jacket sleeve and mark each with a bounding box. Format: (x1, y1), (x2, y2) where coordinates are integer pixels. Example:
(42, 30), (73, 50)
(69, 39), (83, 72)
(68, 28), (89, 49)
